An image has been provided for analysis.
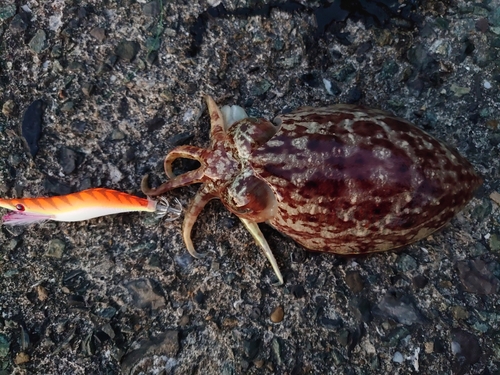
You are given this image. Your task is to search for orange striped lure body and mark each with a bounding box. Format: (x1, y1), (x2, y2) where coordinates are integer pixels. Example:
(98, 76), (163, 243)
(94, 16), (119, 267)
(0, 188), (182, 225)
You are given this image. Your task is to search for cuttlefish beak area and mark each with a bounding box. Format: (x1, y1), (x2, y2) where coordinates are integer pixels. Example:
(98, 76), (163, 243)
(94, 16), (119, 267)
(141, 95), (285, 286)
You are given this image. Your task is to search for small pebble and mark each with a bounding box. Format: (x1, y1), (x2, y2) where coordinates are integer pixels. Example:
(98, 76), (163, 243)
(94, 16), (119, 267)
(488, 233), (500, 252)
(49, 14), (63, 31)
(28, 29), (47, 53)
(0, 334), (10, 357)
(475, 18), (489, 32)
(451, 341), (461, 355)
(484, 80), (492, 89)
(450, 84), (471, 97)
(14, 352), (30, 365)
(67, 61), (86, 72)
(490, 191), (500, 206)
(0, 4), (16, 20)
(254, 360), (265, 369)
(165, 28), (176, 37)
(179, 315), (189, 326)
(115, 40), (140, 61)
(323, 78), (333, 95)
(51, 44), (62, 58)
(90, 27), (106, 41)
(111, 129), (125, 140)
(345, 271), (364, 293)
(82, 83), (94, 96)
(393, 351), (404, 363)
(125, 278), (166, 310)
(270, 306), (284, 323)
(9, 14), (27, 33)
(451, 305), (470, 320)
(424, 342), (434, 354)
(2, 99), (16, 116)
(456, 259), (499, 294)
(61, 101), (74, 112)
(45, 239), (66, 258)
(143, 1), (160, 17)
(7, 239), (19, 251)
(36, 285), (49, 301)
(59, 147), (77, 174)
(222, 317), (238, 328)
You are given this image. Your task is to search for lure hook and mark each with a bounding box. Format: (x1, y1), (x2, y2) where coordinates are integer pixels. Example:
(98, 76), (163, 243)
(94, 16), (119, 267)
(155, 197), (183, 221)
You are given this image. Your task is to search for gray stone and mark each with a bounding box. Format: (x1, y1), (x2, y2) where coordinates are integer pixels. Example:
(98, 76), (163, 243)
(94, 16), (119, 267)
(407, 44), (434, 71)
(345, 271), (364, 293)
(121, 331), (179, 373)
(125, 278), (166, 311)
(379, 60), (399, 79)
(59, 148), (77, 174)
(456, 259), (499, 294)
(110, 129), (125, 140)
(115, 40), (140, 61)
(90, 27), (106, 41)
(489, 233), (500, 252)
(473, 199), (492, 220)
(0, 334), (9, 358)
(243, 337), (260, 360)
(2, 100), (16, 117)
(9, 14), (27, 33)
(81, 83), (94, 96)
(397, 254), (418, 272)
(450, 84), (471, 97)
(60, 101), (74, 112)
(383, 327), (410, 347)
(45, 239), (65, 258)
(375, 293), (425, 325)
(143, 1), (160, 17)
(271, 337), (282, 366)
(0, 4), (15, 20)
(250, 79), (272, 96)
(451, 329), (481, 368)
(28, 29), (47, 53)
(145, 36), (161, 51)
(489, 7), (500, 27)
(67, 61), (86, 72)
(51, 44), (62, 58)
(333, 64), (356, 82)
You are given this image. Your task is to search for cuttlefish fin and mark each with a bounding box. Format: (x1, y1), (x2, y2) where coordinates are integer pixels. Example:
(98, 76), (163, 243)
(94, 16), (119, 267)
(239, 217), (284, 286)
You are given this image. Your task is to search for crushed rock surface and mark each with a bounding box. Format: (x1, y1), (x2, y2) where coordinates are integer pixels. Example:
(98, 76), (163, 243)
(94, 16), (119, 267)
(0, 0), (500, 374)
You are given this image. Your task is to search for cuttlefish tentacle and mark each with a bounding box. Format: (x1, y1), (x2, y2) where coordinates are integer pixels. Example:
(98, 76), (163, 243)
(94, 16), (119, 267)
(142, 145), (209, 197)
(205, 95), (228, 142)
(163, 145), (206, 179)
(182, 184), (216, 258)
(141, 167), (206, 196)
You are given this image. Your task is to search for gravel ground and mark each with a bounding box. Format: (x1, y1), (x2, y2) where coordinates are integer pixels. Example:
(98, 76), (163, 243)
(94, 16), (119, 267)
(1, 0), (500, 374)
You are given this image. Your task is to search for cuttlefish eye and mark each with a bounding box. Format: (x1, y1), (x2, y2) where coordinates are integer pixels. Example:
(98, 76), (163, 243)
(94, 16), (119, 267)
(15, 204), (25, 211)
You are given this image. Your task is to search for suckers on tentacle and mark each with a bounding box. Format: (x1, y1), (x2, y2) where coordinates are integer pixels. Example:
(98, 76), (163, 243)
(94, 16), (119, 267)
(142, 96), (482, 285)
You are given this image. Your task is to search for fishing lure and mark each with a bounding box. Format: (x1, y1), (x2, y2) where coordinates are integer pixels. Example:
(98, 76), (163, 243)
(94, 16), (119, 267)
(0, 188), (182, 225)
(142, 95), (482, 285)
